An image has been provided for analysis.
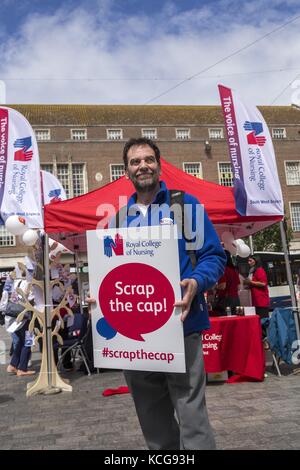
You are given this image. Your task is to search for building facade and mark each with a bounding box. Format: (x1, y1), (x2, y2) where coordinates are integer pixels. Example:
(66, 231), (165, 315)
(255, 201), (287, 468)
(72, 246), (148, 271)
(1, 104), (300, 270)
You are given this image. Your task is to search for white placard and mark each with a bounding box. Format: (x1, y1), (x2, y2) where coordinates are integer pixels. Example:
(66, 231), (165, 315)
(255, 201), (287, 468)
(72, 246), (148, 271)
(87, 225), (185, 372)
(244, 306), (256, 316)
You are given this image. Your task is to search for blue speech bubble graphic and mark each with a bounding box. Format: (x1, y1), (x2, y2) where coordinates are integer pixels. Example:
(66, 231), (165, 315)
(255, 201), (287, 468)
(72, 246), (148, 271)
(96, 317), (117, 340)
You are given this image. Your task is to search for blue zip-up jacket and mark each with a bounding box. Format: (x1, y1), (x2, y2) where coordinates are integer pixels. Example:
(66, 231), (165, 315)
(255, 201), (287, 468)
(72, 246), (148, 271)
(118, 181), (226, 335)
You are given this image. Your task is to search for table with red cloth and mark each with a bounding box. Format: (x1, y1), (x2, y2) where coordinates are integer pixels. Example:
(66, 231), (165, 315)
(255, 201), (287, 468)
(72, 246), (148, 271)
(202, 315), (265, 382)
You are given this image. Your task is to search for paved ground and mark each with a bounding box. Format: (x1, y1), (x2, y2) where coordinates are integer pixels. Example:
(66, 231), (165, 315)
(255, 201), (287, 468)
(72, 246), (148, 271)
(0, 327), (300, 451)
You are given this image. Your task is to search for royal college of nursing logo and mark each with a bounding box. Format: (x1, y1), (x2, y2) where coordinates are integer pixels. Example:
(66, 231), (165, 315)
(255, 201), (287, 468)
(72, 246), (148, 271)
(13, 136), (33, 161)
(103, 233), (124, 258)
(243, 121), (266, 147)
(48, 188), (62, 203)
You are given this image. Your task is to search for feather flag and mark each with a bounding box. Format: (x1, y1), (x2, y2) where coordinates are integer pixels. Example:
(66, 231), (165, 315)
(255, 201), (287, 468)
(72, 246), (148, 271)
(0, 106), (43, 227)
(218, 85), (283, 217)
(41, 170), (67, 205)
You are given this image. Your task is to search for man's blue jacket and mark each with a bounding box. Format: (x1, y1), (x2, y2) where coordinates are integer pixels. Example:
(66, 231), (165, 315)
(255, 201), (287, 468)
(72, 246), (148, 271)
(119, 181), (226, 336)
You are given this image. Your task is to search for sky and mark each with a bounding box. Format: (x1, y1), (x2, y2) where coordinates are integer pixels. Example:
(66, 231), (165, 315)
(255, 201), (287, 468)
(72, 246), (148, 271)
(1, 0), (300, 105)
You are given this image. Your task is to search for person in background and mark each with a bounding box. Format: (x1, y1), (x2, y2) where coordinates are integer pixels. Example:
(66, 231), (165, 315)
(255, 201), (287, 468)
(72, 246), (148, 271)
(243, 255), (270, 319)
(5, 269), (35, 376)
(0, 275), (14, 339)
(0, 275), (13, 314)
(52, 283), (79, 372)
(215, 250), (241, 315)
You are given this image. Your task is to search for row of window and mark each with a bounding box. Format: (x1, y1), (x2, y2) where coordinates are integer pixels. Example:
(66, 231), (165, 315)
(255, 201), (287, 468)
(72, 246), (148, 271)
(41, 163), (86, 199)
(111, 160), (300, 186)
(41, 161), (215, 196)
(110, 162), (231, 184)
(34, 127), (288, 141)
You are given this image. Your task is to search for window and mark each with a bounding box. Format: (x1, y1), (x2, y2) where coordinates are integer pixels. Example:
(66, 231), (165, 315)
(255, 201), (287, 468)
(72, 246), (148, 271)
(183, 162), (203, 179)
(290, 202), (300, 231)
(208, 128), (223, 139)
(218, 162), (233, 186)
(57, 164), (71, 197)
(107, 129), (123, 140)
(41, 164), (53, 174)
(0, 226), (15, 246)
(41, 163), (87, 198)
(35, 129), (50, 141)
(272, 128), (286, 139)
(72, 164), (86, 197)
(176, 128), (190, 140)
(71, 129), (87, 140)
(142, 128), (157, 140)
(110, 164), (125, 181)
(285, 161), (300, 185)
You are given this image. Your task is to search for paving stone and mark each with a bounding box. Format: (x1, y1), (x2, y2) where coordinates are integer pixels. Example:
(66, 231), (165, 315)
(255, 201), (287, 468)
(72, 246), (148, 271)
(1, 327), (300, 450)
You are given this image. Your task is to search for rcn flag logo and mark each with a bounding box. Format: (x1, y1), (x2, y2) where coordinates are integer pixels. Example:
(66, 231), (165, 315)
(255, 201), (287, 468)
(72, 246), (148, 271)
(48, 188), (62, 203)
(13, 137), (33, 161)
(243, 121), (266, 147)
(103, 233), (124, 258)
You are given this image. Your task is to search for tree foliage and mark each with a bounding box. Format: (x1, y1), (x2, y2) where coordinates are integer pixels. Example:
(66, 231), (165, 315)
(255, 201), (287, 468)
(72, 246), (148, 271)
(252, 220), (293, 252)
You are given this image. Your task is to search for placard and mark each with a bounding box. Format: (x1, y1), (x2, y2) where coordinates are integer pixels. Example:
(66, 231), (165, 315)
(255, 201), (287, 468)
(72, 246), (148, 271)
(87, 225), (185, 372)
(244, 306), (256, 316)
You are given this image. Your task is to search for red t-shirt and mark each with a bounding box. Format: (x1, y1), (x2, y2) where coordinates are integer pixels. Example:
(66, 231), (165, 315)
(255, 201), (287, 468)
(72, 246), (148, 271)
(250, 267), (270, 307)
(217, 266), (240, 298)
(225, 266), (240, 297)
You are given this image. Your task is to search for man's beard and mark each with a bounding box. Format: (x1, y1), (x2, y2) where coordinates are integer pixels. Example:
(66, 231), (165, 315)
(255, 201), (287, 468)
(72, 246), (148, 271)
(129, 172), (160, 193)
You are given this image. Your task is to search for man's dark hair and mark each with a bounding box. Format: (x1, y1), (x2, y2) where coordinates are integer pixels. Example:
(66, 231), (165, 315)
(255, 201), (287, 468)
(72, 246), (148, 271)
(225, 250), (235, 268)
(123, 138), (161, 169)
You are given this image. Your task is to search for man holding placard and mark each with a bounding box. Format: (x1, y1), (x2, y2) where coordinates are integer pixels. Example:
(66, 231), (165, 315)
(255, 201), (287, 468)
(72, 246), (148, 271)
(109, 138), (225, 450)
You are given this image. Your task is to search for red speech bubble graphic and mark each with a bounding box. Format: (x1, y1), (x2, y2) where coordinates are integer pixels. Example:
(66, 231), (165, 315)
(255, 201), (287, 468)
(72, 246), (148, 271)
(99, 263), (175, 341)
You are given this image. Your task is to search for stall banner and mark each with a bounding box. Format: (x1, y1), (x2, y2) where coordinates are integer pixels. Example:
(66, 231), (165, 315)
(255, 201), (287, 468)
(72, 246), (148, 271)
(218, 84), (283, 217)
(0, 106), (43, 227)
(87, 225), (185, 372)
(41, 170), (67, 204)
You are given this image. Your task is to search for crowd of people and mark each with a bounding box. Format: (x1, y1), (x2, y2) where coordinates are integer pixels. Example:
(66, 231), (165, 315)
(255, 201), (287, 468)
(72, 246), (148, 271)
(0, 257), (94, 377)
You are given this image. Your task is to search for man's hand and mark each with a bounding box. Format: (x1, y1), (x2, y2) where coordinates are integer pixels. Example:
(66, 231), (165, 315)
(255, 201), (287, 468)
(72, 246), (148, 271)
(174, 278), (198, 322)
(86, 296), (96, 315)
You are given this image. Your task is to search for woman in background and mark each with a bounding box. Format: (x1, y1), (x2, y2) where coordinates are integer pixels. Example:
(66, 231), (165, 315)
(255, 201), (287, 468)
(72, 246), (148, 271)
(243, 255), (270, 318)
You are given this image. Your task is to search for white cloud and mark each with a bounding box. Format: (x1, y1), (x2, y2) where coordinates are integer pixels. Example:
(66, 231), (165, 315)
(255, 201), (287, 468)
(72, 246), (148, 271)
(0, 1), (300, 105)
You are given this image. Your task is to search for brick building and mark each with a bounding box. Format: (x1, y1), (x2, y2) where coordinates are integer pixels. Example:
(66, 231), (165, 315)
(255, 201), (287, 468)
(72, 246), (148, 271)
(1, 104), (300, 270)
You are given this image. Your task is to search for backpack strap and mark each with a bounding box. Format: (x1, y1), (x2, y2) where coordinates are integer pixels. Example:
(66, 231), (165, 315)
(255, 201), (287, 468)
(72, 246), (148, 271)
(115, 206), (128, 229)
(115, 189), (198, 270)
(169, 190), (197, 270)
(169, 190), (184, 237)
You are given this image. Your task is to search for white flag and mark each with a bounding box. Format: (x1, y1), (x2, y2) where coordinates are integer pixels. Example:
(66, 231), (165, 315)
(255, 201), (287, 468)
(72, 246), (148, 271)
(42, 170), (67, 204)
(0, 106), (43, 227)
(218, 85), (284, 217)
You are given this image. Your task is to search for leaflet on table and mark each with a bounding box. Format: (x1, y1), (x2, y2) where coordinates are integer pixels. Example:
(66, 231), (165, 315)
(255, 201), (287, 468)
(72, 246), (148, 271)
(87, 225), (185, 373)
